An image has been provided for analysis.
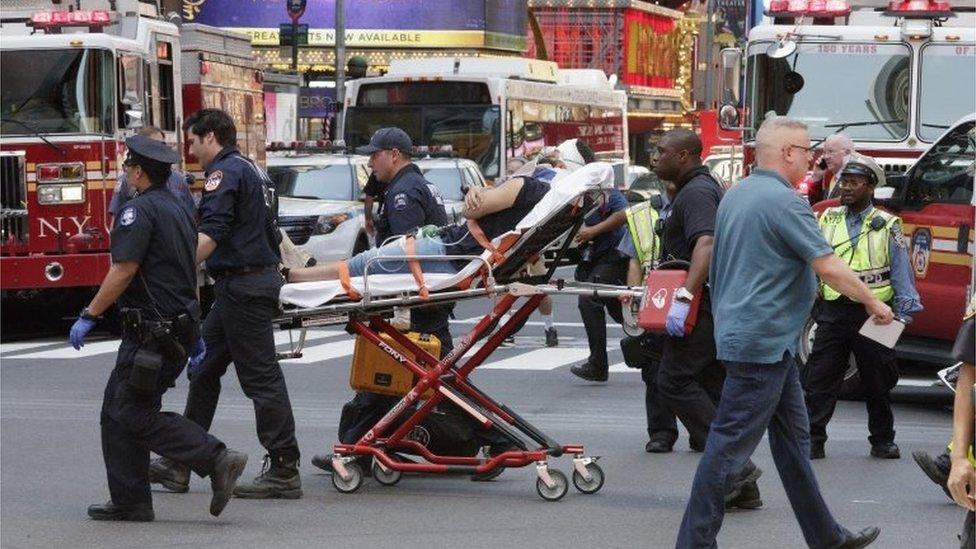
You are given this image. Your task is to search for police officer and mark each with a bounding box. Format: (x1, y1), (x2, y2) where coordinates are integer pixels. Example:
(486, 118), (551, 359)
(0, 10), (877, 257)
(70, 135), (247, 522)
(149, 109), (302, 499)
(311, 127), (452, 471)
(803, 153), (922, 460)
(567, 139), (630, 382)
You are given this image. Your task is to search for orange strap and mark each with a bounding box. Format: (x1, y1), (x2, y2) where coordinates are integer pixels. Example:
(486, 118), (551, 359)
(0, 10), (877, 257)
(467, 218), (505, 264)
(336, 260), (362, 301)
(404, 236), (430, 299)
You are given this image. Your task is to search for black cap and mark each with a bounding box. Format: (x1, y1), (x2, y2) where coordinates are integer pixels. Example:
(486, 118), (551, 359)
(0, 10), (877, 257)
(355, 127), (413, 156)
(125, 135), (180, 165)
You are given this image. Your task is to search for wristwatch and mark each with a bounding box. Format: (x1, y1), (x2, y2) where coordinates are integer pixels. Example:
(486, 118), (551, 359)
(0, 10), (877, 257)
(674, 287), (695, 303)
(80, 307), (101, 321)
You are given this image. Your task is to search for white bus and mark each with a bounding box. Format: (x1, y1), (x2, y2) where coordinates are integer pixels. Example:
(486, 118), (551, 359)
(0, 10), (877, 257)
(341, 57), (628, 182)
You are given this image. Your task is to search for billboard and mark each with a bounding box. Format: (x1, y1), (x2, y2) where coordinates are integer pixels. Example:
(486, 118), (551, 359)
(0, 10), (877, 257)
(181, 0), (527, 51)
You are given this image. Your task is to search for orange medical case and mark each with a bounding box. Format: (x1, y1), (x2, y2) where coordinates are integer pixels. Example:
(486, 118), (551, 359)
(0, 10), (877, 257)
(350, 332), (441, 397)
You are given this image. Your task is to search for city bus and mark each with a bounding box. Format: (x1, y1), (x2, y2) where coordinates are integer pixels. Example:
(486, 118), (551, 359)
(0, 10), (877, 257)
(341, 57), (628, 182)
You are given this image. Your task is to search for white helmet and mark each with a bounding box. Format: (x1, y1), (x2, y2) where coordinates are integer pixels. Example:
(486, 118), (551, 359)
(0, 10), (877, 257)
(556, 138), (595, 171)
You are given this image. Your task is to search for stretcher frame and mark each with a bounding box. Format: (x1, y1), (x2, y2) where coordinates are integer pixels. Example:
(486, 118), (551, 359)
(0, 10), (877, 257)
(275, 187), (643, 500)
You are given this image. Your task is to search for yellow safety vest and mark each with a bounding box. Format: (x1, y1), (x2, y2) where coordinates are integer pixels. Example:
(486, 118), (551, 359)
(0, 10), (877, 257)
(818, 206), (900, 303)
(625, 201), (660, 268)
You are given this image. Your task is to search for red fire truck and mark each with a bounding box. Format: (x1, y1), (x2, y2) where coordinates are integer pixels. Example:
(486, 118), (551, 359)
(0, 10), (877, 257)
(0, 0), (264, 313)
(716, 0), (974, 383)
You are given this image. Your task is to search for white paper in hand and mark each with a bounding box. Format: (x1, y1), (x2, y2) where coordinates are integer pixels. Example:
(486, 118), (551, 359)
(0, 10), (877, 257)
(858, 317), (906, 349)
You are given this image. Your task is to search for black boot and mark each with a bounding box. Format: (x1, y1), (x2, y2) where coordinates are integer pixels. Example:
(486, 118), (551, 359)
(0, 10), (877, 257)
(911, 449), (952, 500)
(148, 456), (190, 493)
(726, 480), (763, 509)
(209, 449), (248, 517)
(233, 454), (303, 499)
(87, 501), (154, 522)
(837, 526), (881, 548)
(570, 360), (608, 382)
(724, 464), (762, 504)
(870, 442), (900, 459)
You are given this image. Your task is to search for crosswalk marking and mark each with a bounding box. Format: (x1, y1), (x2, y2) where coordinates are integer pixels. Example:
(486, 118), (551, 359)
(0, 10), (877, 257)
(479, 348), (590, 370)
(282, 339), (356, 365)
(14, 339), (122, 359)
(0, 339), (66, 354)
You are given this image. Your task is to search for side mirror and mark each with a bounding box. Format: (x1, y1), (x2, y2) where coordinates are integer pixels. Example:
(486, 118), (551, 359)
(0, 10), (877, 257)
(719, 48), (742, 104)
(719, 103), (740, 130)
(124, 109), (144, 129)
(879, 173), (908, 210)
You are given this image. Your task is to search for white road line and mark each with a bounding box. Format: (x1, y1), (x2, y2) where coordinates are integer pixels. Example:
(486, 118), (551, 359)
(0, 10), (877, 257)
(281, 339), (356, 365)
(479, 348), (590, 370)
(0, 339), (69, 355)
(12, 339), (122, 359)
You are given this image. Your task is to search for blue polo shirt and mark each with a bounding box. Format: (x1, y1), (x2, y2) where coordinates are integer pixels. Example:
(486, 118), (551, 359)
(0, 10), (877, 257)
(709, 169), (833, 364)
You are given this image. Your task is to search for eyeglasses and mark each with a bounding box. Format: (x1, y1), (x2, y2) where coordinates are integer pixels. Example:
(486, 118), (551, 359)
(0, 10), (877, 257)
(785, 143), (816, 154)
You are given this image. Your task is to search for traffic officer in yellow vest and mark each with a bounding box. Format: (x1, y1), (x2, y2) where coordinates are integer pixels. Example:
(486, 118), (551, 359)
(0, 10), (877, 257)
(803, 152), (922, 460)
(618, 192), (677, 452)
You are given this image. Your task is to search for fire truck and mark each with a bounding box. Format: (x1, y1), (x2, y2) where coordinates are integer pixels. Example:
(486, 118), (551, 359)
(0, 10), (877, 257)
(717, 0), (975, 384)
(0, 0), (265, 313)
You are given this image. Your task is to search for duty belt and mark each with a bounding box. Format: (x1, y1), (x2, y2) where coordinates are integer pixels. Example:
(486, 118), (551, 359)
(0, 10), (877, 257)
(208, 264), (277, 281)
(120, 308), (194, 342)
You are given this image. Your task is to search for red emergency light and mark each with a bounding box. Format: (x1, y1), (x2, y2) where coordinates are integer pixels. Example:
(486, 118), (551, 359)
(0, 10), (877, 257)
(885, 1), (954, 18)
(30, 10), (113, 29)
(767, 0), (851, 17)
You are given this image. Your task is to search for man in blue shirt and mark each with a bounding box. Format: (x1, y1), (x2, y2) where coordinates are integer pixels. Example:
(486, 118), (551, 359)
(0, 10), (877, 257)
(803, 153), (922, 461)
(568, 140), (630, 382)
(109, 126), (195, 218)
(676, 116), (891, 549)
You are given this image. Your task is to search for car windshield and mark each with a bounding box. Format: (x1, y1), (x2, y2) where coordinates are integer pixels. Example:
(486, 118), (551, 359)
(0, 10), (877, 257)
(918, 45), (976, 142)
(630, 174), (664, 193)
(269, 164), (357, 201)
(420, 167), (465, 201)
(1, 48), (114, 135)
(907, 120), (975, 206)
(746, 42), (910, 141)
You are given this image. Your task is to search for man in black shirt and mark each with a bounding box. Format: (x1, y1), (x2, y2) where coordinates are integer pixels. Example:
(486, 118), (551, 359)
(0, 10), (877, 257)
(70, 135), (247, 522)
(652, 129), (761, 509)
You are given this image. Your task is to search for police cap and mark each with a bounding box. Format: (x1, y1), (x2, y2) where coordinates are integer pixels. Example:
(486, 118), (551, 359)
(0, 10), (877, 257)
(124, 135), (181, 166)
(839, 152), (885, 187)
(356, 127), (413, 156)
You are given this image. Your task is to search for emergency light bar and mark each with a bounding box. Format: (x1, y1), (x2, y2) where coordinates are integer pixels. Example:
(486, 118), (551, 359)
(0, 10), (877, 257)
(884, 1), (954, 18)
(412, 145), (455, 157)
(29, 10), (114, 29)
(266, 140), (349, 153)
(766, 0), (851, 17)
(36, 162), (85, 183)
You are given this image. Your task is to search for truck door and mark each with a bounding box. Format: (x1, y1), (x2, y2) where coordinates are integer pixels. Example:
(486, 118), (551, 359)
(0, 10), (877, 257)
(898, 119), (975, 339)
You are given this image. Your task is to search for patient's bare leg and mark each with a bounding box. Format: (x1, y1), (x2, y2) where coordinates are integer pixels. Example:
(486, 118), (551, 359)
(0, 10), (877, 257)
(288, 262), (339, 282)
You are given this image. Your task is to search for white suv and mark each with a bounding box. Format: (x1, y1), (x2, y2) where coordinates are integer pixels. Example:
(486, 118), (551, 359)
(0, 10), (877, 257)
(412, 156), (487, 223)
(268, 152), (372, 263)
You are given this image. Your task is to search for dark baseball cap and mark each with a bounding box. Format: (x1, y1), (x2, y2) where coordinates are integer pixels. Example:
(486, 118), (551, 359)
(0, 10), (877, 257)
(356, 127), (413, 156)
(125, 135), (180, 165)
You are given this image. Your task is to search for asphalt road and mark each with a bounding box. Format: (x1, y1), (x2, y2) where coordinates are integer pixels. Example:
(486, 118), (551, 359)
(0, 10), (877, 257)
(0, 293), (966, 548)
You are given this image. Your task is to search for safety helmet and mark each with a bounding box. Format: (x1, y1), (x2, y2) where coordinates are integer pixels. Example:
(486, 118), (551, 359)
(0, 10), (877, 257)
(839, 152), (886, 187)
(556, 139), (596, 171)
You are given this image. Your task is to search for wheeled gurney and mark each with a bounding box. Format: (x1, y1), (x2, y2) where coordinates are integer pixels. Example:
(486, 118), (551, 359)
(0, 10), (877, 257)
(275, 164), (643, 501)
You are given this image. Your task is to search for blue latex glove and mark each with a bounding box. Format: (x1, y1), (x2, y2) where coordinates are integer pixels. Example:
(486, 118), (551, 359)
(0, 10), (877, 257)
(187, 337), (207, 375)
(69, 316), (96, 350)
(665, 299), (691, 338)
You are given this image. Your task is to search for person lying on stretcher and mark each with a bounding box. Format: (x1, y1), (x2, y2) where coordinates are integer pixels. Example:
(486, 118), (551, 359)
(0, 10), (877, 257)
(285, 175), (552, 283)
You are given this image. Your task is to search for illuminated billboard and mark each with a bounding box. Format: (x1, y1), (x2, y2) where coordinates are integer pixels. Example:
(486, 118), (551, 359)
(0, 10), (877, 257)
(181, 0), (527, 51)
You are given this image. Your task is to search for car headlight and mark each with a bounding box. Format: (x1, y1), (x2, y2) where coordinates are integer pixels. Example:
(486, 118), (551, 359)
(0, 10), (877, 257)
(312, 213), (350, 235)
(37, 183), (86, 205)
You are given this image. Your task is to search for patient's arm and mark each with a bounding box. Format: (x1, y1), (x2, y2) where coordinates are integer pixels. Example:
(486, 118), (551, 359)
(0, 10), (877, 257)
(287, 262), (339, 283)
(464, 178), (525, 220)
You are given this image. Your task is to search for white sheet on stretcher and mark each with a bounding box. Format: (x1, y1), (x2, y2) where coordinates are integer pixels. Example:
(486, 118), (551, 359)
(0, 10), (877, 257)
(279, 162), (614, 308)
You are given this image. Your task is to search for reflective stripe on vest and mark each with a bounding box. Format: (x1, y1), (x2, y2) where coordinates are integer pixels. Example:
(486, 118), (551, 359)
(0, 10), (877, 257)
(625, 201), (660, 267)
(818, 206), (899, 303)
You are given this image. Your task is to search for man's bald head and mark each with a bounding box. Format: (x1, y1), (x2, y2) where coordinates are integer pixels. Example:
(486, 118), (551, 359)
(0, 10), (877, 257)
(661, 128), (703, 158)
(652, 128), (703, 183)
(821, 132), (854, 173)
(755, 116), (812, 184)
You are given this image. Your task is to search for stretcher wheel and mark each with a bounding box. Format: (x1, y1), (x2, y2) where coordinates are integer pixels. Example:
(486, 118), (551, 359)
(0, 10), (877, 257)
(372, 461), (402, 486)
(572, 462), (605, 494)
(332, 461), (364, 493)
(536, 469), (568, 502)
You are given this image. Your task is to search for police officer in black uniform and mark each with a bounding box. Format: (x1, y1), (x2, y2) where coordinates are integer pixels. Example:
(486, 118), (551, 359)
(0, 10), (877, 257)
(70, 135), (247, 522)
(148, 109), (302, 499)
(310, 127), (452, 470)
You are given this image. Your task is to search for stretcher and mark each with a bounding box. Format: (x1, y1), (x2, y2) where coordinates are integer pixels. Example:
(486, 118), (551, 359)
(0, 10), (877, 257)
(275, 164), (644, 501)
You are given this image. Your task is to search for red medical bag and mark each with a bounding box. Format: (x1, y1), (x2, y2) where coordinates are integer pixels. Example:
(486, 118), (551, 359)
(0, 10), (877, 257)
(637, 269), (702, 334)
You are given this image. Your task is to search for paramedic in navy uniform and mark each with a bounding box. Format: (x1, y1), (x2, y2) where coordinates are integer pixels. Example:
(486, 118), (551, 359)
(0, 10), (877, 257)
(71, 135), (247, 522)
(148, 109), (303, 500)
